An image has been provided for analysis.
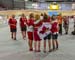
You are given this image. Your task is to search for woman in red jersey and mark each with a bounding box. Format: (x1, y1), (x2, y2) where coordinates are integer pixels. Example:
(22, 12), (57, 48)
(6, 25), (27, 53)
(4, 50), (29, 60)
(20, 14), (27, 40)
(34, 14), (42, 52)
(42, 13), (52, 52)
(27, 13), (34, 51)
(51, 15), (59, 50)
(8, 15), (17, 40)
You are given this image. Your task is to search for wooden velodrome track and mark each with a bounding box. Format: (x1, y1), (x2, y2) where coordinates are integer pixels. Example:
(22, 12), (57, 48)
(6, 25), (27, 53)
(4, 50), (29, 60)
(0, 10), (75, 17)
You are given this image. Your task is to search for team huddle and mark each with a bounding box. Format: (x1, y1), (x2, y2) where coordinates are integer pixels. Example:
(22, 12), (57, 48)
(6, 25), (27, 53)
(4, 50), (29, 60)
(8, 13), (59, 53)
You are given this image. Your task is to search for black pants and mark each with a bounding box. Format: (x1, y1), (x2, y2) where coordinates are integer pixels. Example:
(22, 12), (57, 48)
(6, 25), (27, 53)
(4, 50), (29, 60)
(10, 28), (17, 32)
(64, 24), (69, 34)
(59, 24), (62, 35)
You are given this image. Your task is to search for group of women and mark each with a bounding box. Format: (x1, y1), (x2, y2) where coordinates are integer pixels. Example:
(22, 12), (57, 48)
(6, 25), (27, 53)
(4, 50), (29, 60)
(8, 13), (59, 53)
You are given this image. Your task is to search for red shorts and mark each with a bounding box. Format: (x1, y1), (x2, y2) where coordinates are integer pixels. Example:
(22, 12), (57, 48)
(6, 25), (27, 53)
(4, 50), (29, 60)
(27, 32), (33, 40)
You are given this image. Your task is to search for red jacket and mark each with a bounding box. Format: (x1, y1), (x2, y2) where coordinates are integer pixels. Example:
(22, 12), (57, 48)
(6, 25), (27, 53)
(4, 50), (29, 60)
(48, 16), (51, 22)
(8, 18), (17, 29)
(27, 18), (34, 32)
(27, 18), (34, 26)
(20, 17), (27, 27)
(34, 20), (42, 31)
(43, 17), (51, 22)
(51, 20), (58, 34)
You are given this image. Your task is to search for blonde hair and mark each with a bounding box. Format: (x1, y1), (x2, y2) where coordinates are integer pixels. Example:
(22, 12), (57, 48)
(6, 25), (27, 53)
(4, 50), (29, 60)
(12, 15), (15, 18)
(21, 13), (25, 17)
(35, 14), (40, 20)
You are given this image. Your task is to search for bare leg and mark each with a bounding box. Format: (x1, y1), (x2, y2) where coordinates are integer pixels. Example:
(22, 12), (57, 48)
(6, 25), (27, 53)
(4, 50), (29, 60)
(28, 40), (30, 50)
(24, 31), (26, 39)
(21, 31), (24, 38)
(22, 31), (26, 40)
(44, 40), (46, 52)
(48, 40), (52, 52)
(52, 40), (55, 50)
(29, 40), (33, 51)
(13, 32), (16, 40)
(38, 41), (41, 52)
(34, 41), (37, 52)
(55, 40), (59, 49)
(24, 31), (26, 37)
(11, 32), (13, 39)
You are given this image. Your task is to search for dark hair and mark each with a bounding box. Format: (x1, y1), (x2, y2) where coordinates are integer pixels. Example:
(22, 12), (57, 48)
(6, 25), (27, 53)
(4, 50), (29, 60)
(43, 13), (48, 20)
(29, 13), (34, 18)
(51, 15), (56, 21)
(41, 13), (43, 16)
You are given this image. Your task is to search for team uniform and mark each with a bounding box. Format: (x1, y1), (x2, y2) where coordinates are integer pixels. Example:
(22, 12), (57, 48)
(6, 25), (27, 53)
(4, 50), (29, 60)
(51, 20), (59, 40)
(8, 18), (17, 32)
(34, 20), (42, 41)
(20, 17), (27, 31)
(27, 18), (34, 40)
